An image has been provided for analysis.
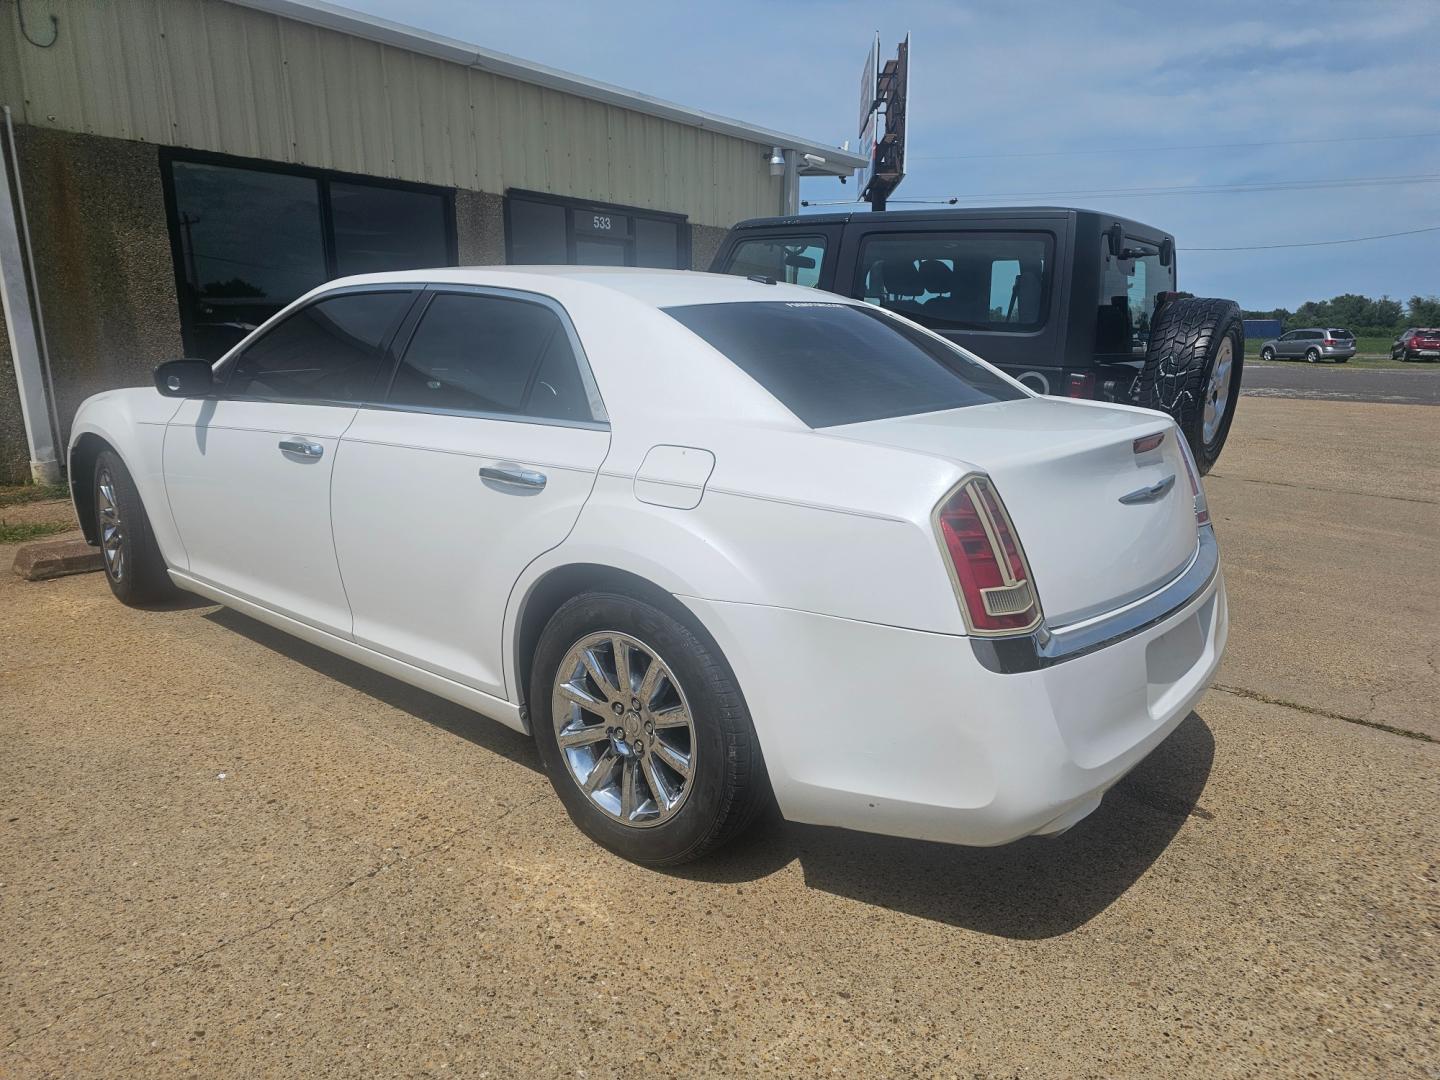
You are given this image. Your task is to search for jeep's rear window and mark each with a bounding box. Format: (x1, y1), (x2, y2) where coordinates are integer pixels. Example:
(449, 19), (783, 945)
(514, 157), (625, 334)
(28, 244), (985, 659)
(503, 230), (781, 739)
(664, 300), (1023, 428)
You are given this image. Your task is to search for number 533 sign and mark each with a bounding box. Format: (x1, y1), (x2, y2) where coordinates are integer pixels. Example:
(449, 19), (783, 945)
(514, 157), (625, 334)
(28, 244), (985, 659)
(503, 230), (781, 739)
(574, 211), (631, 237)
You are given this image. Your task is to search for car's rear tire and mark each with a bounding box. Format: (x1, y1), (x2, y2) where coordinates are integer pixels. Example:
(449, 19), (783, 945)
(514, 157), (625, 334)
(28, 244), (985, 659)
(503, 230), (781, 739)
(1137, 296), (1244, 474)
(529, 591), (769, 866)
(1305, 348), (1319, 363)
(1259, 346), (1275, 362)
(93, 449), (178, 606)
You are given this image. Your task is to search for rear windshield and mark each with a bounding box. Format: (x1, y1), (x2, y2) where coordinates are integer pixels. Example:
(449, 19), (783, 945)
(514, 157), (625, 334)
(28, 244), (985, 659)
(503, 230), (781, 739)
(1330, 329), (1354, 338)
(664, 300), (1024, 428)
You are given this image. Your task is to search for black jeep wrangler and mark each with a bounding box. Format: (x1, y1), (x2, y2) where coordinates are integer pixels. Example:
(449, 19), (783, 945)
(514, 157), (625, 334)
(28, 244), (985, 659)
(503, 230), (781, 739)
(709, 207), (1243, 471)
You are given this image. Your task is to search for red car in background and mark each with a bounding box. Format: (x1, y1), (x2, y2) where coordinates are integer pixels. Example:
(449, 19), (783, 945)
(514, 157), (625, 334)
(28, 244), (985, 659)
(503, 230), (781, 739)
(1392, 328), (1440, 361)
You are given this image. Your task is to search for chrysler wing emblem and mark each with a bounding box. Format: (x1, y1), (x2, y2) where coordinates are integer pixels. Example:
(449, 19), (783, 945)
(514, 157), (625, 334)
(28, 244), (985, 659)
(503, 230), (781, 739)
(1118, 474), (1176, 505)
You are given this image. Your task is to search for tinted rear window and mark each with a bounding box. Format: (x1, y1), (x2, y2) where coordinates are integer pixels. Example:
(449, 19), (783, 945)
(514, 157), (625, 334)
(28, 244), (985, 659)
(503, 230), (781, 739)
(1330, 329), (1354, 338)
(664, 301), (1024, 428)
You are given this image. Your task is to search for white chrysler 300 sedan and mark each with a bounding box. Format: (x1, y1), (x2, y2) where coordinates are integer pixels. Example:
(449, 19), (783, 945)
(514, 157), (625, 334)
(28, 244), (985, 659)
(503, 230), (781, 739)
(69, 267), (1227, 865)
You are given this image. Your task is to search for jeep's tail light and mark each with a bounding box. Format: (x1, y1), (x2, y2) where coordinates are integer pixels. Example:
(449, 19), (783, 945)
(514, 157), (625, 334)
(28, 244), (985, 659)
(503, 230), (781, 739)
(1067, 372), (1095, 398)
(1176, 432), (1211, 526)
(934, 477), (1043, 635)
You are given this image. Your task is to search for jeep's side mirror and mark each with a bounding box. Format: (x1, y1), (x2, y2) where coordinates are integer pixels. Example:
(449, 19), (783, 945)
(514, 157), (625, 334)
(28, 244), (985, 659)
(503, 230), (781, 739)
(1159, 237), (1175, 267)
(1106, 223), (1125, 258)
(154, 359), (215, 398)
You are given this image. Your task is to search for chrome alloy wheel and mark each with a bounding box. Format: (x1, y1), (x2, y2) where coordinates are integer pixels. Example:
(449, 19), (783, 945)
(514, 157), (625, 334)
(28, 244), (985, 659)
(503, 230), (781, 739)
(550, 631), (697, 828)
(96, 467), (126, 582)
(1202, 336), (1235, 448)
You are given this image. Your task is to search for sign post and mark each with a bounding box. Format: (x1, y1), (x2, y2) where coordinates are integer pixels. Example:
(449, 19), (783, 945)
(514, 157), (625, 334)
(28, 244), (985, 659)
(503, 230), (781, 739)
(857, 33), (910, 212)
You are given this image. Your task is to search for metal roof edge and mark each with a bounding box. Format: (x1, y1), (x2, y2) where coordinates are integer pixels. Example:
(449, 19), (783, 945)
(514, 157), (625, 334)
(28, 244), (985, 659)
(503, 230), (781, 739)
(224, 0), (866, 175)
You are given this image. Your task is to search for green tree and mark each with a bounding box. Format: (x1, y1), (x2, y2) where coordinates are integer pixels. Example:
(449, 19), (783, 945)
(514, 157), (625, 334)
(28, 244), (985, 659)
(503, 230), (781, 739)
(1407, 295), (1440, 326)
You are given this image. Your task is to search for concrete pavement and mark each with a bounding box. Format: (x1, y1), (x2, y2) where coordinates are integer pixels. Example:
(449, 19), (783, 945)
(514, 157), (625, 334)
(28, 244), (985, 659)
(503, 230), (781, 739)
(2, 396), (1436, 1078)
(1242, 361), (1440, 405)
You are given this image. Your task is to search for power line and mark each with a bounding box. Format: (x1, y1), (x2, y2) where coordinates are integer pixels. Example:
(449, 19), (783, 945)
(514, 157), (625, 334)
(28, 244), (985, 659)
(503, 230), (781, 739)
(802, 173), (1440, 207)
(1181, 224), (1440, 252)
(910, 130), (1440, 162)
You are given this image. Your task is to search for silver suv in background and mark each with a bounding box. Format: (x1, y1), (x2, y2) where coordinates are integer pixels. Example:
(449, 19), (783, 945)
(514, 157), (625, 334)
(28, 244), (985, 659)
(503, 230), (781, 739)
(1258, 328), (1356, 363)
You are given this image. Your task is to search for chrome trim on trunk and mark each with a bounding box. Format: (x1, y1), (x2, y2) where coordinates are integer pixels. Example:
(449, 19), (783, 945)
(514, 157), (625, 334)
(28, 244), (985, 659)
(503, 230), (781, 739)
(971, 525), (1219, 674)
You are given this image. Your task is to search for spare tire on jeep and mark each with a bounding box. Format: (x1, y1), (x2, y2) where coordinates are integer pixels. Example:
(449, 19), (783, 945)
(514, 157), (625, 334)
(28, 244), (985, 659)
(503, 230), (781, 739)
(1137, 297), (1243, 474)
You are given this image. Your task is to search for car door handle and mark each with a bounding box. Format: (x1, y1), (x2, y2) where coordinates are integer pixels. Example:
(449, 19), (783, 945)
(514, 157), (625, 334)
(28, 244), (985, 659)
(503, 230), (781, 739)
(278, 438), (324, 459)
(479, 464), (547, 491)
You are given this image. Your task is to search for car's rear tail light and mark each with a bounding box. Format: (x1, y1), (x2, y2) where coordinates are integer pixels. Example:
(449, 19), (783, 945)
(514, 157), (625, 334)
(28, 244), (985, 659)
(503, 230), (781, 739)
(1323, 337), (1335, 345)
(1176, 433), (1211, 526)
(1133, 431), (1165, 454)
(934, 477), (1043, 635)
(1067, 372), (1095, 398)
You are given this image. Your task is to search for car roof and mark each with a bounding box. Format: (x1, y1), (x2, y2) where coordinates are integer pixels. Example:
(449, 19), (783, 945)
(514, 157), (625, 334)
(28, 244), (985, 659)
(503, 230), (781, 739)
(310, 265), (830, 309)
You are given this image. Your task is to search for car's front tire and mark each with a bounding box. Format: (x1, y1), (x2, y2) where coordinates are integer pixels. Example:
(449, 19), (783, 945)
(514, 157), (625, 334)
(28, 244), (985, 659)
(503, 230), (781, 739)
(530, 591), (769, 866)
(1260, 346), (1275, 362)
(93, 449), (177, 606)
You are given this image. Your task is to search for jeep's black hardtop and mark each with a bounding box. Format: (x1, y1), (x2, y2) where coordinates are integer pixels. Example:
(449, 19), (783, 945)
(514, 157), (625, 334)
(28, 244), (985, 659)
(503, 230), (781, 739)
(711, 207), (1177, 401)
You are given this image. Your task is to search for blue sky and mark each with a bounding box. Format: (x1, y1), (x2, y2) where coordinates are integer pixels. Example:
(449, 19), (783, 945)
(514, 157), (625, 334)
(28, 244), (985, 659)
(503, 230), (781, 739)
(345, 0), (1439, 311)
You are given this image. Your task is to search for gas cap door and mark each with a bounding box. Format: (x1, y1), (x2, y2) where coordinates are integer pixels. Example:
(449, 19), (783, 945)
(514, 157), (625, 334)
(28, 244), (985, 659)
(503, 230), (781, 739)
(634, 445), (716, 510)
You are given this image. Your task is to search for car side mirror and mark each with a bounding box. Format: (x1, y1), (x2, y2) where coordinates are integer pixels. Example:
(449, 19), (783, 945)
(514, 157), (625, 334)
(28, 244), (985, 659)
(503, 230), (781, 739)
(154, 359), (215, 398)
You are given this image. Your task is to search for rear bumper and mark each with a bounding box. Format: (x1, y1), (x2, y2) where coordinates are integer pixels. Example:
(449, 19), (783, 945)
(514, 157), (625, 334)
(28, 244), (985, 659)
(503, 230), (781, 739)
(682, 546), (1227, 847)
(1321, 345), (1356, 358)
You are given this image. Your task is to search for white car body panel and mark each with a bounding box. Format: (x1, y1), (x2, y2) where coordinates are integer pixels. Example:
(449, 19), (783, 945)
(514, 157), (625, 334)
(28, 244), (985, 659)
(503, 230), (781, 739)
(68, 266), (1228, 848)
(332, 409), (610, 698)
(164, 398), (357, 633)
(828, 396), (1199, 623)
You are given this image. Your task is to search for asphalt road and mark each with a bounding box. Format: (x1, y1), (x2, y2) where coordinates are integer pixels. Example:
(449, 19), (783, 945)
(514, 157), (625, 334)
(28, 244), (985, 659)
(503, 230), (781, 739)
(2, 398), (1437, 1078)
(1242, 360), (1440, 404)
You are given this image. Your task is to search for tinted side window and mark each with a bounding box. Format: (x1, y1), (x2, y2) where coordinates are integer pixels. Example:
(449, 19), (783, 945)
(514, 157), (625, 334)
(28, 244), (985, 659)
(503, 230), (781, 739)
(855, 232), (1053, 334)
(228, 291), (415, 401)
(388, 293), (593, 421)
(723, 236), (827, 287)
(666, 300), (1023, 428)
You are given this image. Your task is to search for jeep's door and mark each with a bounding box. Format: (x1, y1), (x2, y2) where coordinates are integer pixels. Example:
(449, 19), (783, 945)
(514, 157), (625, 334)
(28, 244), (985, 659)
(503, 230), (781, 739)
(708, 224), (843, 292)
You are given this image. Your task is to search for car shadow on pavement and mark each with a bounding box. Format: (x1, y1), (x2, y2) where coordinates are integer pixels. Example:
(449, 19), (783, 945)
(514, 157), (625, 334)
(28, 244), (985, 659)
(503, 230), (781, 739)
(204, 608), (544, 775)
(674, 712), (1216, 939)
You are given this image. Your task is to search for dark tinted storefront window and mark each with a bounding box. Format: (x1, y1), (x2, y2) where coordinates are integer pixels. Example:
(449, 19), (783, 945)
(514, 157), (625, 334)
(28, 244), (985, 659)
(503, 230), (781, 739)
(167, 155), (454, 361)
(331, 182), (450, 276)
(507, 198), (569, 264)
(666, 301), (1022, 428)
(169, 163), (328, 362)
(505, 192), (687, 269)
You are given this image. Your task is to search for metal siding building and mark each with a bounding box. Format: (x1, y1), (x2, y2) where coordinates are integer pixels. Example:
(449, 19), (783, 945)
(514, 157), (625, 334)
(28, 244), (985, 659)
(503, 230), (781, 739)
(0, 0), (862, 481)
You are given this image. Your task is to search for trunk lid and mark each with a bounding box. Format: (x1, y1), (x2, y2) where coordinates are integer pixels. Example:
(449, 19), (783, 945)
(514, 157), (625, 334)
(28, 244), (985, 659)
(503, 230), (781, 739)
(826, 396), (1200, 625)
